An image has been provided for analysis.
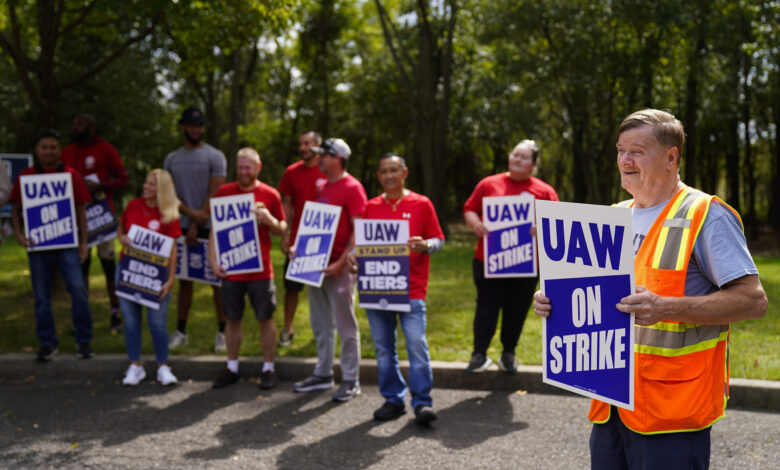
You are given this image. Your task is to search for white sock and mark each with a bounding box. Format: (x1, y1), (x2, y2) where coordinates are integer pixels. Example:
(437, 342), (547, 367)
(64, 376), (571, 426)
(227, 360), (239, 374)
(262, 362), (274, 373)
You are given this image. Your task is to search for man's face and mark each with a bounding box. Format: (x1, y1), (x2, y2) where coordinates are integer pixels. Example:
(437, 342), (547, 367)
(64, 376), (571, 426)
(508, 146), (536, 180)
(70, 117), (92, 143)
(299, 133), (317, 162)
(236, 156), (260, 188)
(35, 137), (62, 168)
(617, 124), (678, 200)
(181, 124), (204, 145)
(318, 153), (340, 175)
(377, 157), (408, 193)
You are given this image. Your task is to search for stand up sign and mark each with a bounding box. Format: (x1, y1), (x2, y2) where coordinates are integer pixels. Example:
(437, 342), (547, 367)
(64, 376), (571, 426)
(536, 200), (635, 410)
(115, 225), (174, 310)
(20, 173), (79, 251)
(285, 201), (341, 287)
(355, 219), (411, 312)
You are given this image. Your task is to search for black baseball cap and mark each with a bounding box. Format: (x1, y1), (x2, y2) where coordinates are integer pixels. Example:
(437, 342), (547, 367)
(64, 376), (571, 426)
(178, 106), (205, 125)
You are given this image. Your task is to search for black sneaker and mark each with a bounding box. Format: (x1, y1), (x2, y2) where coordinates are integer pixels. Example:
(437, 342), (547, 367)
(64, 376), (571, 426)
(373, 401), (406, 421)
(212, 369), (239, 389)
(278, 329), (294, 347)
(36, 345), (58, 362)
(414, 404), (438, 426)
(332, 380), (361, 402)
(77, 343), (93, 359)
(465, 353), (492, 373)
(293, 375), (334, 392)
(259, 370), (276, 390)
(110, 314), (123, 334)
(498, 352), (517, 373)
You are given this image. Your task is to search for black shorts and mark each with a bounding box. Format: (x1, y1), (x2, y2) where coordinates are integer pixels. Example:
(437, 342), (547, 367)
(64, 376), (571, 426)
(283, 257), (305, 292)
(221, 279), (277, 322)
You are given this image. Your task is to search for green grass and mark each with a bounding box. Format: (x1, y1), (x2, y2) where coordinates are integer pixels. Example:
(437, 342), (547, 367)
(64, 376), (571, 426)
(0, 231), (777, 380)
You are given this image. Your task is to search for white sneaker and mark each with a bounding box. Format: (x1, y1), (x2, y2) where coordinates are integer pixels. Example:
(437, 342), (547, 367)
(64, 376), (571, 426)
(214, 332), (226, 353)
(169, 330), (188, 349)
(122, 364), (146, 386)
(156, 365), (178, 386)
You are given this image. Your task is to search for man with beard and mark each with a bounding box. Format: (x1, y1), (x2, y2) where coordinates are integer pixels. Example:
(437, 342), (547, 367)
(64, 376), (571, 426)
(164, 107), (228, 352)
(277, 131), (326, 347)
(62, 114), (129, 333)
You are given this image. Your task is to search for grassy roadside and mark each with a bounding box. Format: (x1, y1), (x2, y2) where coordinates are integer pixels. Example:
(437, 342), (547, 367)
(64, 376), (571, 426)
(0, 231), (776, 380)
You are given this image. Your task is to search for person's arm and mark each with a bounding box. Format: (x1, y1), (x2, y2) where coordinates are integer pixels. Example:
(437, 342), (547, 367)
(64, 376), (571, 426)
(207, 230), (227, 279)
(616, 274), (767, 326)
(160, 241), (178, 299)
(280, 194), (294, 253)
(102, 146), (129, 192)
(322, 216), (358, 277)
(0, 163), (11, 206)
(464, 210), (489, 237)
(76, 204), (88, 262)
(12, 203), (31, 247)
(116, 220), (131, 247)
(254, 203), (286, 236)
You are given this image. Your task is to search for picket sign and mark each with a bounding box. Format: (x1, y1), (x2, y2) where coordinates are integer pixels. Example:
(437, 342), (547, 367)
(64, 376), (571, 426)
(115, 225), (175, 309)
(482, 193), (537, 278)
(285, 201), (341, 287)
(175, 237), (221, 286)
(536, 200), (635, 410)
(210, 193), (263, 275)
(355, 218), (411, 312)
(85, 196), (118, 247)
(20, 173), (79, 251)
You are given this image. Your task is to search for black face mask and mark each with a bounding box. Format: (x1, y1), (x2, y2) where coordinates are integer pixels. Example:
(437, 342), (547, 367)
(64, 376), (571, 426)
(183, 129), (203, 145)
(71, 127), (91, 144)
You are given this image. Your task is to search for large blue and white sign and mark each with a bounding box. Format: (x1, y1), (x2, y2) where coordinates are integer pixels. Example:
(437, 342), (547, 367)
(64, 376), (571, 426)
(1, 154), (32, 216)
(536, 200), (635, 410)
(355, 219), (411, 312)
(116, 225), (174, 310)
(175, 236), (221, 286)
(483, 193), (536, 278)
(285, 201), (341, 287)
(20, 173), (79, 251)
(85, 196), (117, 247)
(210, 193), (262, 275)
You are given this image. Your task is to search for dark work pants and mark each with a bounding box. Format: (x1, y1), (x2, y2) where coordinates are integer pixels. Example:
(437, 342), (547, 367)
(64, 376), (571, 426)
(590, 406), (711, 470)
(471, 259), (538, 356)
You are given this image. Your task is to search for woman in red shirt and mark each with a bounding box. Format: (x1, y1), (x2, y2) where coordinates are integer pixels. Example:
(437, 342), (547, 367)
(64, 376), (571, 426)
(116, 169), (182, 386)
(463, 140), (559, 373)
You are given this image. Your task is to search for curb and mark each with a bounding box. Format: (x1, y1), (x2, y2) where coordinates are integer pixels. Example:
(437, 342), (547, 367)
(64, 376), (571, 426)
(2, 354), (778, 412)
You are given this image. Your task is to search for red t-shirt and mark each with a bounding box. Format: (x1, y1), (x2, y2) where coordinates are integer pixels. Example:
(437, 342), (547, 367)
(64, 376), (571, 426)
(364, 191), (445, 300)
(215, 181), (285, 281)
(315, 174), (367, 262)
(61, 137), (128, 212)
(10, 166), (92, 206)
(463, 174), (559, 261)
(278, 160), (327, 245)
(119, 197), (182, 257)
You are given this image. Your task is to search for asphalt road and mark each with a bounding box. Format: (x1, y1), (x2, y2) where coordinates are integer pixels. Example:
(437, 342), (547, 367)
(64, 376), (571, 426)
(1, 377), (778, 470)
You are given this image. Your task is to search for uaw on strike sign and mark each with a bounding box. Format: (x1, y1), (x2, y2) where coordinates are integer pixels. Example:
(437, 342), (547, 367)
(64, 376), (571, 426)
(536, 200), (635, 410)
(210, 193), (262, 275)
(20, 173), (79, 251)
(355, 219), (411, 312)
(483, 193), (536, 278)
(116, 225), (174, 310)
(285, 201), (341, 287)
(175, 237), (221, 286)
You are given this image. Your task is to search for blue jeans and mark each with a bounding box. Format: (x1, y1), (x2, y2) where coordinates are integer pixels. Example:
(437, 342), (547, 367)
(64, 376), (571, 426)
(116, 267), (171, 363)
(366, 299), (433, 409)
(28, 248), (92, 347)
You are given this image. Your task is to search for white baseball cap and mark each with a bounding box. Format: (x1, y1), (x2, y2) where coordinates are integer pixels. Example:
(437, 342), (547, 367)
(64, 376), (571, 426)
(313, 138), (351, 159)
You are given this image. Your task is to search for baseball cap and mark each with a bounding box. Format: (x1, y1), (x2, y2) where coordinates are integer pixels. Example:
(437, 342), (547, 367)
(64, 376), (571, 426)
(178, 106), (205, 125)
(312, 138), (351, 159)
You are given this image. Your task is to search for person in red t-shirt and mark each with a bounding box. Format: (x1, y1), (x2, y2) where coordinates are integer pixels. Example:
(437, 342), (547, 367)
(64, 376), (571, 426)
(209, 148), (287, 391)
(292, 138), (367, 402)
(277, 131), (326, 347)
(463, 140), (559, 374)
(116, 169), (181, 386)
(10, 129), (94, 361)
(62, 114), (129, 332)
(350, 153), (444, 425)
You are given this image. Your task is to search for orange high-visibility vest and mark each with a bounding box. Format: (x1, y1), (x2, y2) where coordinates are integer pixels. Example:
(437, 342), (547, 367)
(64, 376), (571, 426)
(589, 186), (742, 434)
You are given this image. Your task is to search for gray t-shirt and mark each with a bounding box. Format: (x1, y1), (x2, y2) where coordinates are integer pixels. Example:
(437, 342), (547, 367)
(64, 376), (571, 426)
(632, 197), (758, 297)
(164, 143), (226, 228)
